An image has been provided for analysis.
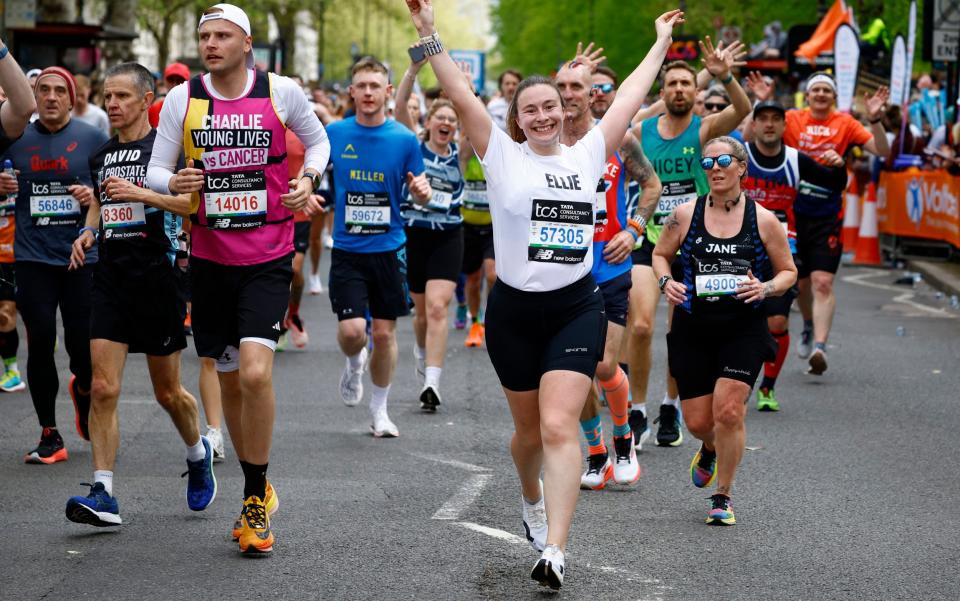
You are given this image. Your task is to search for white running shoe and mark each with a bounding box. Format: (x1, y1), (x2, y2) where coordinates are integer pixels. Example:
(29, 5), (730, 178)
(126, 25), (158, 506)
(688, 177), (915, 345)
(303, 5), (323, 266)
(369, 406), (399, 438)
(531, 545), (565, 590)
(419, 384), (442, 413)
(579, 453), (613, 490)
(323, 234), (334, 249)
(807, 347), (828, 375)
(612, 435), (640, 485)
(308, 274), (323, 295)
(413, 346), (426, 384)
(521, 483), (547, 552)
(205, 426), (226, 463)
(339, 347), (368, 406)
(796, 327), (813, 359)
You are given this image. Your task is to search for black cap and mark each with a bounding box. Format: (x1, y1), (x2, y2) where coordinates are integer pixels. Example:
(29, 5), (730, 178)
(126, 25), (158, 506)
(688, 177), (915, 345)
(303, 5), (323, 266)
(753, 100), (786, 119)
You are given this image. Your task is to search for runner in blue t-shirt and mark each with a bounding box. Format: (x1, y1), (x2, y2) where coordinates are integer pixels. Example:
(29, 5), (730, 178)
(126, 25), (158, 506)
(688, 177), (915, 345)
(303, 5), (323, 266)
(326, 57), (431, 439)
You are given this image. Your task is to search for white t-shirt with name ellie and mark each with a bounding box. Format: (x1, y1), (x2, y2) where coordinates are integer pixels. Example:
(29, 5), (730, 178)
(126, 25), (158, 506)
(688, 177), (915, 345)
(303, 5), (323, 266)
(481, 125), (606, 292)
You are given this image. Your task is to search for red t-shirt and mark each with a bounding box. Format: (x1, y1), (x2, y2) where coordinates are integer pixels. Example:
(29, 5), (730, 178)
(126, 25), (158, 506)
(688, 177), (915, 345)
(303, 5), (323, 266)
(285, 129), (310, 223)
(783, 109), (872, 164)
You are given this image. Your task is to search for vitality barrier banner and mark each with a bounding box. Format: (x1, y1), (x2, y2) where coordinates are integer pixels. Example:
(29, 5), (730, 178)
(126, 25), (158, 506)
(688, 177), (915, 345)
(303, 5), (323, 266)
(876, 170), (960, 248)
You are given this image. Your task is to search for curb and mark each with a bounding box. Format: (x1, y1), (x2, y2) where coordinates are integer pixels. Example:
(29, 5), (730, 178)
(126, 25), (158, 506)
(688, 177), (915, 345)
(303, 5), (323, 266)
(908, 260), (960, 298)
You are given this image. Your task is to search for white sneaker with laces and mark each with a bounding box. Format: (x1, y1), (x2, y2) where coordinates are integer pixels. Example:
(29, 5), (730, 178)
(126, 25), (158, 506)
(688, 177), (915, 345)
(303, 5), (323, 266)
(612, 435), (640, 485)
(369, 406), (399, 438)
(205, 426), (225, 463)
(419, 384), (442, 412)
(531, 544), (565, 590)
(797, 328), (813, 359)
(339, 347), (368, 406)
(521, 483), (547, 552)
(579, 453), (613, 490)
(308, 274), (323, 295)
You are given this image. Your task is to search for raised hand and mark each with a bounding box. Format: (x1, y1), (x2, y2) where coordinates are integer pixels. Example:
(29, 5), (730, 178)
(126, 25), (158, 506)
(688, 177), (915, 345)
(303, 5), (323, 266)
(746, 71), (773, 102)
(655, 9), (684, 40)
(405, 0), (435, 37)
(864, 86), (889, 122)
(720, 39), (747, 70)
(572, 41), (607, 73)
(699, 36), (731, 80)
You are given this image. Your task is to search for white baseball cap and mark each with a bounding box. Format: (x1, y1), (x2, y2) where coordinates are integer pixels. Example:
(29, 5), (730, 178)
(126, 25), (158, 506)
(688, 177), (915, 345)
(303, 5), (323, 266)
(197, 3), (254, 69)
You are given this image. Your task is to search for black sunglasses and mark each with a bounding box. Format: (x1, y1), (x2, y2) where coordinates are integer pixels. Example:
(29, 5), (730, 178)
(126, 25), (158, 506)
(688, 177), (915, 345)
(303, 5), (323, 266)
(700, 154), (736, 170)
(592, 83), (615, 94)
(704, 102), (728, 111)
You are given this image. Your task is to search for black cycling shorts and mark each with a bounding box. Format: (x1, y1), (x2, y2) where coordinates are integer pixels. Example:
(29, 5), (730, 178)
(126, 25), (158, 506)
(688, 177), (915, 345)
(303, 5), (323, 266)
(598, 270), (632, 327)
(763, 282), (799, 318)
(190, 253), (293, 358)
(329, 246), (409, 321)
(630, 236), (656, 268)
(0, 262), (15, 302)
(294, 221), (311, 254)
(795, 213), (843, 277)
(485, 275), (606, 391)
(404, 226), (463, 293)
(667, 309), (776, 400)
(462, 223), (495, 274)
(91, 261), (187, 356)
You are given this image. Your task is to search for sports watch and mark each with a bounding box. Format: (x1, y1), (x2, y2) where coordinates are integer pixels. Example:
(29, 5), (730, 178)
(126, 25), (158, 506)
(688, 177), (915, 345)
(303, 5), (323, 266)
(658, 275), (672, 291)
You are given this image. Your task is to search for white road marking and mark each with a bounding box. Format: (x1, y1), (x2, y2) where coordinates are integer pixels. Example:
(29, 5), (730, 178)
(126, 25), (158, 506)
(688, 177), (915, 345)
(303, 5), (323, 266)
(454, 521), (526, 544)
(843, 271), (957, 319)
(432, 474), (491, 520)
(408, 452), (491, 473)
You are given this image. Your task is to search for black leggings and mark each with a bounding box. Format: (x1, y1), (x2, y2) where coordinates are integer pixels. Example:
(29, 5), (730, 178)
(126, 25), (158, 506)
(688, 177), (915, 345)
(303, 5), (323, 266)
(15, 261), (92, 429)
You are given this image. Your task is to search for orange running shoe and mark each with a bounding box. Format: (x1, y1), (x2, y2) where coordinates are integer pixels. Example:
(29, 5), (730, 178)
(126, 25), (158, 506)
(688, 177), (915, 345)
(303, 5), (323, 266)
(232, 480), (278, 540)
(24, 428), (68, 464)
(464, 322), (484, 348)
(238, 496), (274, 554)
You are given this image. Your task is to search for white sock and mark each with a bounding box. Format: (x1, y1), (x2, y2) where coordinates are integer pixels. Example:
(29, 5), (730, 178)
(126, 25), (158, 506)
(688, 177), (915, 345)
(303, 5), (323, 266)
(662, 394), (680, 408)
(94, 470), (114, 496)
(425, 366), (442, 388)
(369, 383), (390, 412)
(414, 345), (426, 360)
(5, 360), (18, 373)
(205, 424), (219, 433)
(347, 351), (365, 371)
(186, 438), (206, 462)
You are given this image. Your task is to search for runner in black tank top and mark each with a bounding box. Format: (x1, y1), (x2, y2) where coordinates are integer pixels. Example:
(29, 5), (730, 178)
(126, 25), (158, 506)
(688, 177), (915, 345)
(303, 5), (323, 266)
(652, 136), (797, 527)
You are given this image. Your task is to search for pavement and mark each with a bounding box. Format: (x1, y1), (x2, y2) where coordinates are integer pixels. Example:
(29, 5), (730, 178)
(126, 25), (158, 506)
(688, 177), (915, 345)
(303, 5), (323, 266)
(2, 259), (959, 601)
(909, 259), (960, 299)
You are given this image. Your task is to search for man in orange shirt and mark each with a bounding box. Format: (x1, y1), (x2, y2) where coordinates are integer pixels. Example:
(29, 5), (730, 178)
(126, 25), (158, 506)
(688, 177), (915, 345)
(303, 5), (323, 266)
(778, 72), (888, 375)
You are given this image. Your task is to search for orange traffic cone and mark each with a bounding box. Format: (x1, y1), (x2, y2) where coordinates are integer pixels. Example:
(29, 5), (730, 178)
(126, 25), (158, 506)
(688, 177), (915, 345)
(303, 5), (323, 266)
(841, 174), (860, 250)
(853, 181), (881, 265)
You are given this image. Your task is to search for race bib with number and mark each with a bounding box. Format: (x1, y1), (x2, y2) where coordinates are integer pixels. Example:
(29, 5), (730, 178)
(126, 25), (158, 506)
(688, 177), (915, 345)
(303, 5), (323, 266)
(462, 180), (488, 212)
(101, 201), (146, 232)
(203, 170), (267, 230)
(654, 179), (697, 225)
(345, 191), (391, 235)
(29, 181), (81, 227)
(528, 198), (593, 264)
(695, 257), (751, 297)
(426, 176), (455, 211)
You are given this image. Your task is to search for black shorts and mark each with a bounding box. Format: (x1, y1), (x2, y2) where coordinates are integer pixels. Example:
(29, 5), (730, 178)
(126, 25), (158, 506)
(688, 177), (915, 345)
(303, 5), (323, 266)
(485, 275), (606, 391)
(404, 226), (463, 293)
(0, 262), (15, 302)
(329, 246), (410, 321)
(91, 261), (187, 356)
(598, 270), (632, 327)
(462, 223), (495, 274)
(630, 236), (656, 267)
(190, 253), (293, 358)
(795, 213), (843, 277)
(763, 282), (799, 317)
(294, 221), (311, 254)
(667, 309), (777, 400)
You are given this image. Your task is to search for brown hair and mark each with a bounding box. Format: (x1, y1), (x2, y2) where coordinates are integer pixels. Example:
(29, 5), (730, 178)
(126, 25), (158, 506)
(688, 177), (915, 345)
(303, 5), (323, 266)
(498, 69), (522, 90)
(506, 75), (563, 144)
(594, 66), (618, 87)
(351, 56), (389, 80)
(660, 60), (696, 86)
(420, 99), (458, 142)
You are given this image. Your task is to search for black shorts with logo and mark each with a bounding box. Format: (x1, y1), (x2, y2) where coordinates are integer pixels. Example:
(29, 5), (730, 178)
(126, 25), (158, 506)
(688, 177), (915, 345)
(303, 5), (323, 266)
(189, 252), (293, 358)
(667, 309), (777, 400)
(485, 275), (606, 391)
(404, 226), (463, 293)
(294, 221), (311, 254)
(795, 213), (843, 277)
(598, 270), (632, 327)
(91, 260), (187, 356)
(0, 262), (15, 302)
(462, 223), (495, 274)
(329, 246), (410, 321)
(630, 236), (656, 268)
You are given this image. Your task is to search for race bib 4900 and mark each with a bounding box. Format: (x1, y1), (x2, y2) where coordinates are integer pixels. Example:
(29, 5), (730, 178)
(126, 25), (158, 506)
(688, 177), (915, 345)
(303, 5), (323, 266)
(528, 198), (593, 263)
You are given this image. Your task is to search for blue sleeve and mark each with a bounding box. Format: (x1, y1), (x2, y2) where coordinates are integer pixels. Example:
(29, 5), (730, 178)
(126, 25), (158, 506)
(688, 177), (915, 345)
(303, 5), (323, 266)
(406, 133), (425, 177)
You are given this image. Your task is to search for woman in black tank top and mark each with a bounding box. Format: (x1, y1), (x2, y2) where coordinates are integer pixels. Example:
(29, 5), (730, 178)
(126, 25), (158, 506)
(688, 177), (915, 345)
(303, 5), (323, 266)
(652, 137), (797, 526)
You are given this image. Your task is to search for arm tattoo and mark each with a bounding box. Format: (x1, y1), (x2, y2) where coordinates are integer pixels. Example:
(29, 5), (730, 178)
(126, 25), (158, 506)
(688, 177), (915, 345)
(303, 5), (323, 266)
(620, 137), (655, 185)
(664, 209), (681, 230)
(763, 282), (775, 298)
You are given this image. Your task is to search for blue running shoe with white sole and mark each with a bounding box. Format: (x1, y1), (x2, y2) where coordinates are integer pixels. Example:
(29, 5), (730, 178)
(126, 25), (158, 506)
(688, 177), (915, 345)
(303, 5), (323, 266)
(182, 436), (217, 511)
(66, 482), (121, 527)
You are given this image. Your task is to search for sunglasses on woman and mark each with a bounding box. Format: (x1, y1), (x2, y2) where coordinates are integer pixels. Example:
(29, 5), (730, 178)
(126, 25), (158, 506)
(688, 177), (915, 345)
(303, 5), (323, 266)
(700, 154), (736, 169)
(591, 83), (615, 94)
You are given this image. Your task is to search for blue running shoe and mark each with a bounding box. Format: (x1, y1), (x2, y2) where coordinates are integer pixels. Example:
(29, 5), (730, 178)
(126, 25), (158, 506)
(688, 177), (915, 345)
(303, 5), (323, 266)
(66, 482), (121, 527)
(182, 436), (217, 511)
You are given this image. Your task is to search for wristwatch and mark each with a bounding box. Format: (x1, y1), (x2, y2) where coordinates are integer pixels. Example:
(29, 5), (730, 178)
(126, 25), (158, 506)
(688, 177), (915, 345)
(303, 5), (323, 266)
(419, 32), (444, 57)
(300, 171), (321, 191)
(658, 275), (672, 291)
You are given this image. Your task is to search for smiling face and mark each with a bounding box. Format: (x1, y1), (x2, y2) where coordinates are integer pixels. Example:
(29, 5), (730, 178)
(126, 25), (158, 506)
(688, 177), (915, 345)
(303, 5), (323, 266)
(103, 73), (152, 131)
(661, 67), (696, 117)
(702, 140), (746, 197)
(426, 104), (458, 147)
(806, 83), (836, 115)
(198, 19), (251, 75)
(514, 83), (564, 146)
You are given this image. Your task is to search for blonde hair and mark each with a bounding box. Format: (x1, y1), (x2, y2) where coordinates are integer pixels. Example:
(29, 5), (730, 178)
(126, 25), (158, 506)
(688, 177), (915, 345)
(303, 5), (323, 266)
(420, 99), (458, 142)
